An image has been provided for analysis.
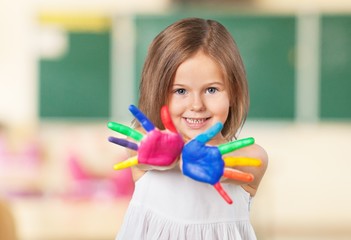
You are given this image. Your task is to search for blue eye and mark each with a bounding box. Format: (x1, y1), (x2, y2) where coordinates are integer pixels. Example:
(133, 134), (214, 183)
(174, 88), (187, 95)
(206, 87), (218, 94)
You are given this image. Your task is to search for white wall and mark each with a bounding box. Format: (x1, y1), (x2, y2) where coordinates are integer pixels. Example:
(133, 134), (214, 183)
(243, 122), (351, 239)
(0, 0), (170, 128)
(0, 0), (37, 126)
(258, 0), (351, 12)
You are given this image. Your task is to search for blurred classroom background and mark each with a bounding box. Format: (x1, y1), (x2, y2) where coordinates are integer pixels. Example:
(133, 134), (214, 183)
(1, 0), (351, 239)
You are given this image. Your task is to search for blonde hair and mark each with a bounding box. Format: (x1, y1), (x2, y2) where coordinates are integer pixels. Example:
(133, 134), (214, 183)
(136, 17), (249, 139)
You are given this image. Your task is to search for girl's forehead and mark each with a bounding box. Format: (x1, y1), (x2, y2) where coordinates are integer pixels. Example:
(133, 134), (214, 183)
(172, 62), (229, 89)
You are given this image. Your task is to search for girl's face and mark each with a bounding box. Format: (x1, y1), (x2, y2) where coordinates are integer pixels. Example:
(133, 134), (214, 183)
(168, 51), (230, 143)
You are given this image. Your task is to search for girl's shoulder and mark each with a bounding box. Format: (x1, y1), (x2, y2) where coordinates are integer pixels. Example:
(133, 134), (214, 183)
(226, 142), (268, 196)
(228, 141), (268, 162)
(239, 143), (269, 173)
(245, 143), (268, 163)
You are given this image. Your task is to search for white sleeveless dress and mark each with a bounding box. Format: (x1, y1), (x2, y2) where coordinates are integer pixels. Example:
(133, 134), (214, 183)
(116, 168), (257, 240)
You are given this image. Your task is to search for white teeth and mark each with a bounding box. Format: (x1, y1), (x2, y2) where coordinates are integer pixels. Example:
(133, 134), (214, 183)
(186, 118), (206, 124)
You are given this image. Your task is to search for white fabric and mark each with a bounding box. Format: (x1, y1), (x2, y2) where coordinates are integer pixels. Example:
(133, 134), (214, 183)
(116, 168), (257, 240)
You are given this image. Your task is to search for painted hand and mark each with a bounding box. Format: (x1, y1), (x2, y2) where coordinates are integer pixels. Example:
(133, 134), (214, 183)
(181, 122), (261, 204)
(108, 105), (184, 170)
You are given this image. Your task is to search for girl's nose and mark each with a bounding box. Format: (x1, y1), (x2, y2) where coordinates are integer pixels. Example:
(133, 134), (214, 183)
(191, 95), (205, 111)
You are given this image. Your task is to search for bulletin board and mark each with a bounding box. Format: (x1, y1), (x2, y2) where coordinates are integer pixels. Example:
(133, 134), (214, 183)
(320, 15), (351, 120)
(38, 13), (111, 119)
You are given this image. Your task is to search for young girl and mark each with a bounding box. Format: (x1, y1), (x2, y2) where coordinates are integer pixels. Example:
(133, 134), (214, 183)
(111, 17), (268, 240)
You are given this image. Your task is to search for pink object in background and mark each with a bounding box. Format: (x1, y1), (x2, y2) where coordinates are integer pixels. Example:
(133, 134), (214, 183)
(66, 153), (134, 200)
(67, 153), (90, 181)
(110, 167), (134, 196)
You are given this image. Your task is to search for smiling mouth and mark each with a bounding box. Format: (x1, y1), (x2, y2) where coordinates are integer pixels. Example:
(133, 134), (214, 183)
(184, 117), (210, 129)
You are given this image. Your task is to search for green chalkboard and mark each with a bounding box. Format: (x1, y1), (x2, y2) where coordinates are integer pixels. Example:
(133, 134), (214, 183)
(134, 13), (296, 119)
(320, 15), (351, 119)
(39, 31), (111, 119)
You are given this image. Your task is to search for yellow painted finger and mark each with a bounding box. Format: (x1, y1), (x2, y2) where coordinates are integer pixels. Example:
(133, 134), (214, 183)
(113, 156), (138, 170)
(223, 157), (261, 167)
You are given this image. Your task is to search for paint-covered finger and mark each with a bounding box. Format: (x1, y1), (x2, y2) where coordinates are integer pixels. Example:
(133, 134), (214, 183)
(113, 156), (138, 170)
(129, 105), (155, 132)
(195, 122), (223, 144)
(161, 105), (177, 133)
(108, 136), (138, 151)
(108, 122), (143, 141)
(218, 137), (255, 155)
(213, 182), (233, 204)
(223, 169), (254, 182)
(223, 156), (261, 167)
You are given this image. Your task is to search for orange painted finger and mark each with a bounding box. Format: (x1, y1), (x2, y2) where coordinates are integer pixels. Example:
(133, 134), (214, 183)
(223, 169), (254, 182)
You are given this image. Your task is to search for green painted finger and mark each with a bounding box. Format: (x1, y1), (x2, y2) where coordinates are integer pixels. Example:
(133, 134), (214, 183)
(107, 122), (143, 142)
(218, 137), (255, 155)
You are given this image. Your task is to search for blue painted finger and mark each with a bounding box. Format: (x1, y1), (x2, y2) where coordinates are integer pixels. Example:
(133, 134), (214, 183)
(129, 105), (155, 132)
(195, 122), (223, 144)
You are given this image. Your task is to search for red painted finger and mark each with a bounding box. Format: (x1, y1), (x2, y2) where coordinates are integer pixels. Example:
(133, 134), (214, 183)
(213, 182), (233, 204)
(223, 169), (254, 182)
(161, 105), (177, 133)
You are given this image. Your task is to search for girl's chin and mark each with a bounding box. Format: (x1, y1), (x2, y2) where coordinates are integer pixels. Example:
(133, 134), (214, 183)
(178, 121), (218, 141)
(179, 126), (225, 143)
(180, 130), (205, 142)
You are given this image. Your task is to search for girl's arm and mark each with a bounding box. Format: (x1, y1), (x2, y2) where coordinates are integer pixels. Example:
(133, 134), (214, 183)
(223, 143), (268, 196)
(131, 166), (147, 182)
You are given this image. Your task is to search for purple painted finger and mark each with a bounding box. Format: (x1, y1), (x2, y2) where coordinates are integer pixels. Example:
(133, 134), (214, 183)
(108, 136), (139, 151)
